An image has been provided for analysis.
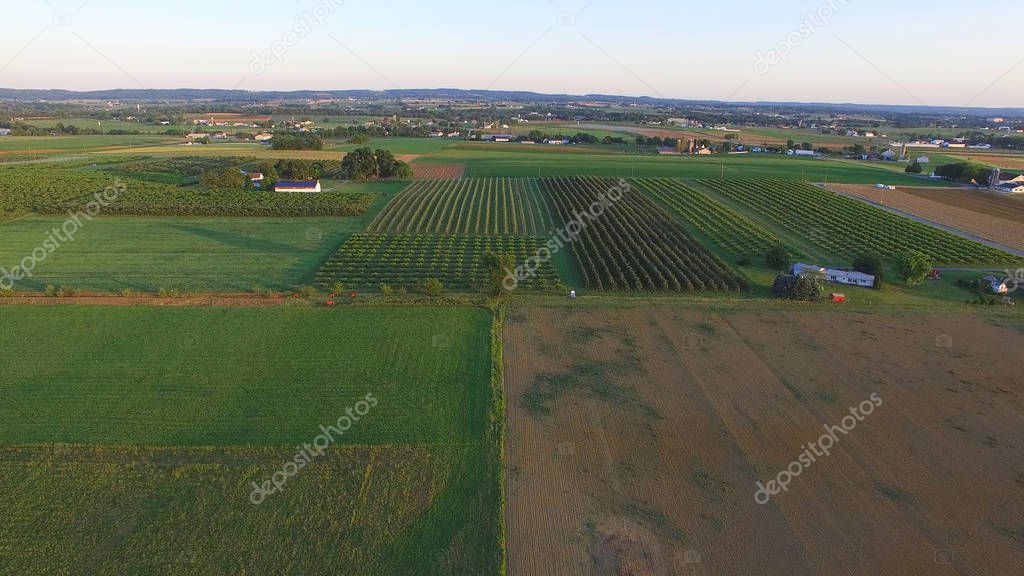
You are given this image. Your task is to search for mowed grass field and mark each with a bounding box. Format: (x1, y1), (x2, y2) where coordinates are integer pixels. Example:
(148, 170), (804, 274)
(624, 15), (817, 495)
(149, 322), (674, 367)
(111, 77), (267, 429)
(0, 216), (377, 292)
(0, 306), (501, 575)
(422, 148), (938, 184)
(0, 135), (174, 153)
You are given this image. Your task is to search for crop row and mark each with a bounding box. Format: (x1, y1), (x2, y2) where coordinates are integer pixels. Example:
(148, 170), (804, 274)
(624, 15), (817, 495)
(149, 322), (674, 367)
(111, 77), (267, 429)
(698, 179), (1021, 265)
(632, 178), (783, 257)
(368, 178), (556, 235)
(543, 177), (746, 292)
(316, 234), (561, 291)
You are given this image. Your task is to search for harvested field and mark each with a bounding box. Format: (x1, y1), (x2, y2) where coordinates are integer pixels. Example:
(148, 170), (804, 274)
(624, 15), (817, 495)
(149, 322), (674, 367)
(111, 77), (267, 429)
(411, 163), (467, 180)
(505, 305), (1024, 576)
(828, 184), (1024, 252)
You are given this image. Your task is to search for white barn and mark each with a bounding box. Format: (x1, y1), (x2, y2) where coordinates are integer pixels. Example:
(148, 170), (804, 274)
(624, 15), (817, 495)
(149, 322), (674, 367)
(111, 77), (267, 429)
(275, 180), (321, 193)
(792, 263), (877, 288)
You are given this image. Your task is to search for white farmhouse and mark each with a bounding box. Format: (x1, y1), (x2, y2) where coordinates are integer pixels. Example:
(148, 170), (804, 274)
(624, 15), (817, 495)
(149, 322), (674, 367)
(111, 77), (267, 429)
(792, 263), (877, 288)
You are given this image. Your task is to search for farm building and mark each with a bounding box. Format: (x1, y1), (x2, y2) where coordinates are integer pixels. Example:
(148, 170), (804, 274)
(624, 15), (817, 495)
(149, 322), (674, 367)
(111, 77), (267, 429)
(792, 263), (876, 288)
(254, 133), (274, 142)
(982, 275), (1010, 295)
(996, 183), (1024, 194)
(275, 180), (321, 193)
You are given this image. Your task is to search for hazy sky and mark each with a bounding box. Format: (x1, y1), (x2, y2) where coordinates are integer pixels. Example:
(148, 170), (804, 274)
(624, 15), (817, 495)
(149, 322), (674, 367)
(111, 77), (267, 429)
(2, 0), (1021, 107)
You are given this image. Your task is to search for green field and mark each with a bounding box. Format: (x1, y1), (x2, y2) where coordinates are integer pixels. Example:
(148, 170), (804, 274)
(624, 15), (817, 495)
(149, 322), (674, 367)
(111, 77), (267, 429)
(424, 148), (939, 184)
(0, 135), (174, 153)
(698, 178), (1022, 267)
(0, 215), (381, 291)
(316, 233), (561, 291)
(632, 178), (784, 258)
(368, 178), (556, 235)
(0, 306), (500, 575)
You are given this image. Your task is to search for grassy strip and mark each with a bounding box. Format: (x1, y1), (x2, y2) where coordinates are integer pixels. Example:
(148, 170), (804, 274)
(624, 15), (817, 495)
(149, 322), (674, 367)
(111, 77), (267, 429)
(491, 305), (508, 575)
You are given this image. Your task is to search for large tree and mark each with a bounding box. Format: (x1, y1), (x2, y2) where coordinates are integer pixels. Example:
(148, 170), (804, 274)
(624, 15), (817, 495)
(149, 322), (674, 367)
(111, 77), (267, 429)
(765, 244), (791, 271)
(200, 166), (245, 189)
(339, 147), (379, 180)
(853, 253), (884, 287)
(340, 148), (413, 180)
(482, 252), (517, 296)
(896, 250), (933, 286)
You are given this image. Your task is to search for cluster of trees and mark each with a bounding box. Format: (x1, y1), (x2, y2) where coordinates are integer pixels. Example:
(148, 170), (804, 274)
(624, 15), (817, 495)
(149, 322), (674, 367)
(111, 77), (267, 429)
(199, 167), (246, 189)
(933, 162), (992, 185)
(772, 274), (822, 301)
(271, 132), (323, 150)
(516, 130), (626, 145)
(200, 159), (341, 190)
(324, 124), (434, 140)
(338, 148), (413, 180)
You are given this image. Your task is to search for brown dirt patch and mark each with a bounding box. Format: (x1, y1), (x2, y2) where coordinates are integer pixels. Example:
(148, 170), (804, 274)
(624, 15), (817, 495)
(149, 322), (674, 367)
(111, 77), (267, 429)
(411, 163), (466, 180)
(505, 305), (1024, 575)
(828, 183), (1024, 251)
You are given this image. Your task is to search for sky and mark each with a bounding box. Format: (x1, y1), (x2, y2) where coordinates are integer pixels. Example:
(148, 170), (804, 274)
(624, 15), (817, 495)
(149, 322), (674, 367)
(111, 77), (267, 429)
(2, 0), (1021, 108)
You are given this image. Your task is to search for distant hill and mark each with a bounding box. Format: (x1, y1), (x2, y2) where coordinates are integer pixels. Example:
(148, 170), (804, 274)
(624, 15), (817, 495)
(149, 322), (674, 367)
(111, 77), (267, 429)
(0, 87), (1020, 117)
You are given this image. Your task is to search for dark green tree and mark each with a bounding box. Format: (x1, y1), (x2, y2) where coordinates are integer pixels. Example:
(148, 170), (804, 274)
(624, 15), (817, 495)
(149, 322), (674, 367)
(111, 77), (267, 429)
(853, 253), (884, 287)
(200, 166), (245, 189)
(896, 250), (933, 286)
(483, 252), (517, 296)
(765, 244), (791, 271)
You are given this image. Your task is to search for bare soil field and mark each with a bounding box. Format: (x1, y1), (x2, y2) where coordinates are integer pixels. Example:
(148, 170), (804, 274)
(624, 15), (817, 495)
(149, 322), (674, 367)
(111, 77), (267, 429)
(828, 183), (1024, 251)
(505, 304), (1024, 575)
(934, 152), (1024, 171)
(410, 162), (466, 179)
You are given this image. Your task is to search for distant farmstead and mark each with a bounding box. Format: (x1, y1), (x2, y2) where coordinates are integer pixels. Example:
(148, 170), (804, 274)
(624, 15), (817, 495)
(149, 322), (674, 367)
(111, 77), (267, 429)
(275, 180), (321, 193)
(792, 263), (877, 288)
